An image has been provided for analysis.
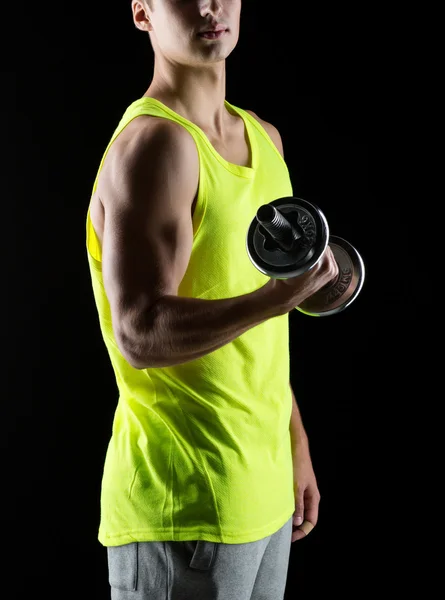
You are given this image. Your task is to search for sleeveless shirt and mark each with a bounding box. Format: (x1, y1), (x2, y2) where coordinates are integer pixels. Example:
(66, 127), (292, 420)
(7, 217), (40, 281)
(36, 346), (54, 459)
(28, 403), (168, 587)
(86, 97), (295, 545)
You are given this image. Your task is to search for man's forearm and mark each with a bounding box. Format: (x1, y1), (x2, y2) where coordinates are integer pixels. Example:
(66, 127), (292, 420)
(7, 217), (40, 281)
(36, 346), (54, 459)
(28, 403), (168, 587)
(289, 382), (308, 453)
(122, 283), (288, 369)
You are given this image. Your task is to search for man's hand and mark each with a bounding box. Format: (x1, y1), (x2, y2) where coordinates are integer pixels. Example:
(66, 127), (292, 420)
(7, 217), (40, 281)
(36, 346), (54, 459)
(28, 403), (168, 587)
(291, 444), (320, 542)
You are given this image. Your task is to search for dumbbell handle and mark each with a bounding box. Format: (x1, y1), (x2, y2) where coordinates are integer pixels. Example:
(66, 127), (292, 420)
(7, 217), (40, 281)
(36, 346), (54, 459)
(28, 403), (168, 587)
(257, 205), (343, 287)
(256, 204), (307, 252)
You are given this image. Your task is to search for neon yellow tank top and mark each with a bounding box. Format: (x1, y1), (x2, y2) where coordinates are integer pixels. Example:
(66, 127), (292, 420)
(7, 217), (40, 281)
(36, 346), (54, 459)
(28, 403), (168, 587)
(86, 97), (295, 545)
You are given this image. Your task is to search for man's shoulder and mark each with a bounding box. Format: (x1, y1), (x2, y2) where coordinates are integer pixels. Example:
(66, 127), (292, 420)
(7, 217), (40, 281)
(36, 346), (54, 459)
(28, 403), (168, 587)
(105, 114), (197, 170)
(97, 114), (198, 198)
(244, 109), (284, 158)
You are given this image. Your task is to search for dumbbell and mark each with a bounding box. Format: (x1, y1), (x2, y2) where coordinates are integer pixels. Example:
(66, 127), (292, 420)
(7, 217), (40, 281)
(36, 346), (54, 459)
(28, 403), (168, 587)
(246, 197), (365, 316)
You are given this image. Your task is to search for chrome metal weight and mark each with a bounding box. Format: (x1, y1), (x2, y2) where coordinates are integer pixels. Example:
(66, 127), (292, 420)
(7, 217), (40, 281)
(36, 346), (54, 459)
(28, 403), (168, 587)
(246, 196), (365, 316)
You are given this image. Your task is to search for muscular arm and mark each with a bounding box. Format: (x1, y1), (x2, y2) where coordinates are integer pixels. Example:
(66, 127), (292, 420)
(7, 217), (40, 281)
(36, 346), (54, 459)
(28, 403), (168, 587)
(99, 117), (290, 370)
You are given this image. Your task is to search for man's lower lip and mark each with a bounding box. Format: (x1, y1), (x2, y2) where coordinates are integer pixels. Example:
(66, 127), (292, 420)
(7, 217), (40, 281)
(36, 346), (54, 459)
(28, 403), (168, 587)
(198, 30), (227, 39)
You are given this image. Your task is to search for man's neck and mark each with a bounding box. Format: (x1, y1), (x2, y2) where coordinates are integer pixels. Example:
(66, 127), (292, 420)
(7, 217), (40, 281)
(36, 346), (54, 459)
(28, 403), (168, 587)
(144, 67), (229, 136)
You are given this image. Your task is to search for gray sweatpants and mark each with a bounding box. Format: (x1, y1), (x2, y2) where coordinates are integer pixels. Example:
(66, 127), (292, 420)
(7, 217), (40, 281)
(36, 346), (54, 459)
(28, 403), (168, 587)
(107, 516), (293, 600)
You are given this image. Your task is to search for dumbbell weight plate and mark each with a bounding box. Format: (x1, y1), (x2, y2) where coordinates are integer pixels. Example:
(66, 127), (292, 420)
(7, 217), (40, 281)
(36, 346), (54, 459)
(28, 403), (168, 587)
(297, 236), (365, 316)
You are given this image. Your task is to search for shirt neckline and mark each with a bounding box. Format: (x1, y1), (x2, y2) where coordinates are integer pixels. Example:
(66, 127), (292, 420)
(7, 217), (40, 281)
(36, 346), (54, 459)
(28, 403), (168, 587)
(129, 96), (257, 179)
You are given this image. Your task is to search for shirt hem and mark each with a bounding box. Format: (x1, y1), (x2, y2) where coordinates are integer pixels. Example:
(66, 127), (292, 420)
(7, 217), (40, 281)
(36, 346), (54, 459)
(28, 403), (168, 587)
(98, 510), (294, 547)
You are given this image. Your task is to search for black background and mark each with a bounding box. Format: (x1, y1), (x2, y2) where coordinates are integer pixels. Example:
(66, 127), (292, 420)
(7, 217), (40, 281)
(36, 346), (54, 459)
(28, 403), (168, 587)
(5, 2), (423, 598)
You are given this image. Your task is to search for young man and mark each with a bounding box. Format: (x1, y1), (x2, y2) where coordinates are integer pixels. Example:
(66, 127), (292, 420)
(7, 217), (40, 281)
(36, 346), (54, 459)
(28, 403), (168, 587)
(86, 1), (337, 598)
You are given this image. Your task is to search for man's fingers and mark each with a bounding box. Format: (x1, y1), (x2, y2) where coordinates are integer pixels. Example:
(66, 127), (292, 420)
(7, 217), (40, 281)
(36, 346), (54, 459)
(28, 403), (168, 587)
(291, 488), (320, 543)
(291, 519), (315, 543)
(302, 488), (320, 529)
(293, 500), (305, 526)
(299, 520), (315, 535)
(291, 527), (307, 542)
